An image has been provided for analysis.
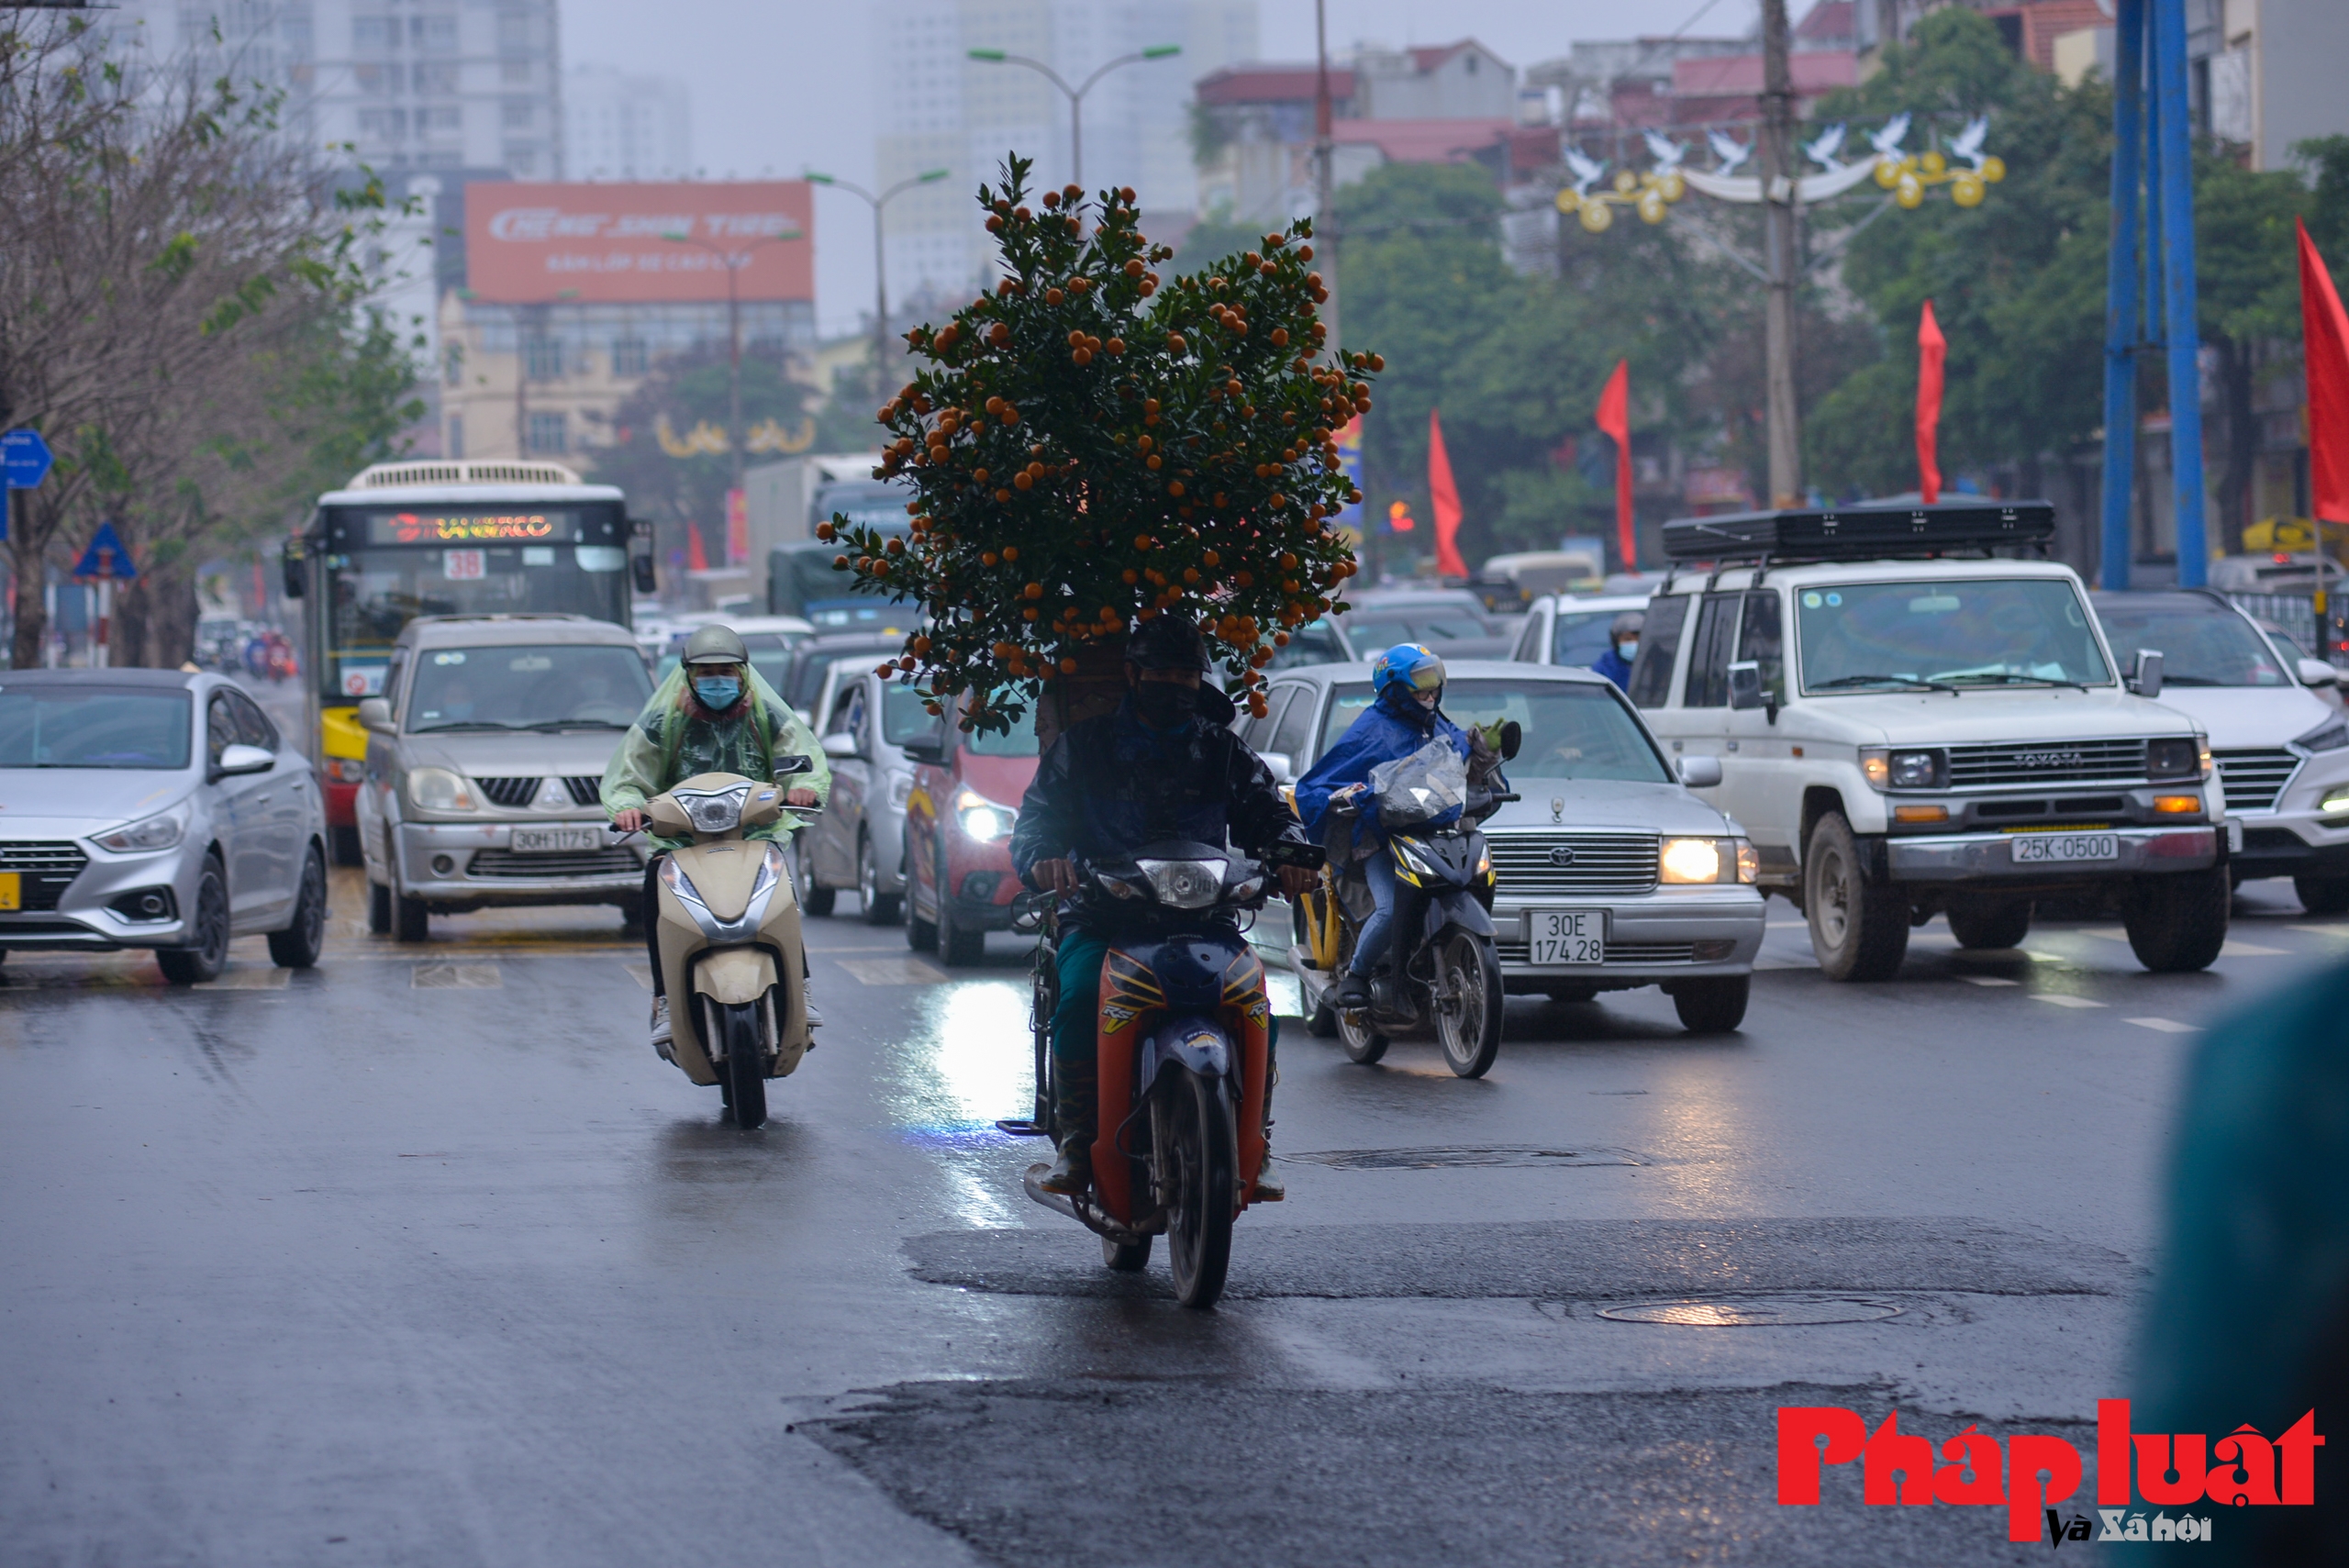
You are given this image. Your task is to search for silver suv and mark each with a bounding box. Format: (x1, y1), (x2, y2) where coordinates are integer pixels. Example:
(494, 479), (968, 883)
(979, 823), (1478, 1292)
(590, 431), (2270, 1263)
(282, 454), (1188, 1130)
(354, 615), (655, 940)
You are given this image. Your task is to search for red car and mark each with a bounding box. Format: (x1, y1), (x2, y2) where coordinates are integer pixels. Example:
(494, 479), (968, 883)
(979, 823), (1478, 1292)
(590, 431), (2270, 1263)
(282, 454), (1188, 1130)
(902, 706), (1040, 964)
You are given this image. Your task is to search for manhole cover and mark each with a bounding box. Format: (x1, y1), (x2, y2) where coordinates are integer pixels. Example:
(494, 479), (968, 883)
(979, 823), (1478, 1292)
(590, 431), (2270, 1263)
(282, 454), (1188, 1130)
(1598, 1296), (1903, 1326)
(1284, 1145), (1642, 1171)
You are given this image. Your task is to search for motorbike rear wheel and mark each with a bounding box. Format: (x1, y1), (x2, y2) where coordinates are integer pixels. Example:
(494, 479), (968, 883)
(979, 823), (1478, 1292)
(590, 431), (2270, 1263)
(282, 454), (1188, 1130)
(717, 999), (767, 1129)
(1435, 930), (1504, 1079)
(1161, 1068), (1236, 1309)
(1336, 1002), (1388, 1064)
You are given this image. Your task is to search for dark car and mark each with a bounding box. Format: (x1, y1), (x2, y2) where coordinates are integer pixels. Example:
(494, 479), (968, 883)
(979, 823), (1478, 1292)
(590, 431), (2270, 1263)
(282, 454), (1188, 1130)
(900, 703), (1041, 964)
(1337, 588), (1514, 661)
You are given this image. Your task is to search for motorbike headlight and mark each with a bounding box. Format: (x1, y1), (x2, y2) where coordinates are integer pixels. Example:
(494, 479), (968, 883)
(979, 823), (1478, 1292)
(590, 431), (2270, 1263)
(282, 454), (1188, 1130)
(674, 784), (751, 834)
(1134, 857), (1229, 908)
(406, 766), (477, 812)
(1389, 837), (1437, 887)
(954, 787), (1014, 842)
(1660, 837), (1726, 884)
(1475, 842), (1493, 883)
(2145, 736), (2203, 780)
(2294, 718), (2349, 754)
(94, 800), (190, 853)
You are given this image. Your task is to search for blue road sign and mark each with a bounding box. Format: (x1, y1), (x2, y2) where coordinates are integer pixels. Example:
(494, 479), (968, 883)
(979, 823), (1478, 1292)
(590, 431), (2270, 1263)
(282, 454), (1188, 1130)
(73, 520), (138, 581)
(2, 428), (54, 489)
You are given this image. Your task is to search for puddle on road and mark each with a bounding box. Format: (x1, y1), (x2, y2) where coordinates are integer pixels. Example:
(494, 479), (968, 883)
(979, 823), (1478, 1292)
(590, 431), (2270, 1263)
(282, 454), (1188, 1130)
(1594, 1296), (1904, 1327)
(1283, 1145), (1645, 1171)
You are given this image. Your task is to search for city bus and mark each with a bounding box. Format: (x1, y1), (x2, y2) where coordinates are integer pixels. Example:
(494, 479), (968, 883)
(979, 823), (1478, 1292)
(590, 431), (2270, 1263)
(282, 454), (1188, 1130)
(283, 460), (649, 862)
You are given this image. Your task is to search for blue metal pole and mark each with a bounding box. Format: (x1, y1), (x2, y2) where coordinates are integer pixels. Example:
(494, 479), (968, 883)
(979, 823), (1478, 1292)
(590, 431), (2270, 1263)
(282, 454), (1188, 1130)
(2099, 0), (2144, 590)
(2153, 0), (2209, 585)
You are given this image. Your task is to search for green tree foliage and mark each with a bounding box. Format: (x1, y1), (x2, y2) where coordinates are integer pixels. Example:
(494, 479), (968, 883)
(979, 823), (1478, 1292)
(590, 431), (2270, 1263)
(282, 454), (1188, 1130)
(591, 348), (831, 555)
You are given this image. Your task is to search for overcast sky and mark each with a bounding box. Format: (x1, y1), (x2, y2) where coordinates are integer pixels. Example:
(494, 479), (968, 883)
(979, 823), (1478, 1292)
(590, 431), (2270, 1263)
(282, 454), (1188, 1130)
(562, 1), (1770, 336)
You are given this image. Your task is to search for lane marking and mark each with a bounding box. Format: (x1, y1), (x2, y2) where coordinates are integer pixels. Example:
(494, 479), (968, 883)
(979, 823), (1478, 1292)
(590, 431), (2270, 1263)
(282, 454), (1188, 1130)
(621, 962), (653, 991)
(2220, 940), (2288, 956)
(2288, 924), (2349, 938)
(2032, 994), (2106, 1008)
(1960, 975), (2019, 987)
(193, 968), (291, 990)
(2126, 1017), (2200, 1033)
(412, 962), (502, 989)
(837, 956), (952, 986)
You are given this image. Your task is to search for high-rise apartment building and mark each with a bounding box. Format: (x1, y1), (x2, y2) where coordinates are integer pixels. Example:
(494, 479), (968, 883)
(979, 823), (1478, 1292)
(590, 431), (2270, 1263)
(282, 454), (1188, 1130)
(874, 0), (1258, 306)
(565, 65), (693, 181)
(100, 0), (564, 177)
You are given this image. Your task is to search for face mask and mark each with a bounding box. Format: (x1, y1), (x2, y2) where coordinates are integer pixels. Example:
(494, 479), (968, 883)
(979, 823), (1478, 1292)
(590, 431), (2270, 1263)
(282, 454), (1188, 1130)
(1618, 641), (1640, 663)
(693, 675), (742, 711)
(1132, 680), (1198, 728)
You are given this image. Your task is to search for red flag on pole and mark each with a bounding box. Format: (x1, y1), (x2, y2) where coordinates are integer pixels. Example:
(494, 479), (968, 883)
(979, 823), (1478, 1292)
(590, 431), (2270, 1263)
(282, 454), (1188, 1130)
(1427, 408), (1468, 578)
(1594, 360), (1634, 571)
(2301, 218), (2349, 525)
(1916, 299), (1945, 505)
(686, 520), (710, 573)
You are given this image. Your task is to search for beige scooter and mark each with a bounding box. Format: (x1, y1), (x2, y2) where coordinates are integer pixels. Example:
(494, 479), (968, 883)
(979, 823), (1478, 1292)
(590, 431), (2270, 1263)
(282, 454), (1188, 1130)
(642, 766), (817, 1128)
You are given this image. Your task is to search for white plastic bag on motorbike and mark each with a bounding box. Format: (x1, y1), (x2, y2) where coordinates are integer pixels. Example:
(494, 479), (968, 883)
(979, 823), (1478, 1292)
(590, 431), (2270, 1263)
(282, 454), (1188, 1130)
(1369, 738), (1468, 831)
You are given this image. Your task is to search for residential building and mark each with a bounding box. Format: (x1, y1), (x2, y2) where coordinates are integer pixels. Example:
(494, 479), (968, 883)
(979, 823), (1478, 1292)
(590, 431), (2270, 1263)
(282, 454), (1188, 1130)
(873, 0), (1259, 306)
(1525, 36), (1752, 130)
(565, 65), (693, 181)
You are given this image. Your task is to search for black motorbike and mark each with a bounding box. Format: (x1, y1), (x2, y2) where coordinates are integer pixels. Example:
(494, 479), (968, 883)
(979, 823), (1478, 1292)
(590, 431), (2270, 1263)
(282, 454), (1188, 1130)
(1295, 725), (1520, 1078)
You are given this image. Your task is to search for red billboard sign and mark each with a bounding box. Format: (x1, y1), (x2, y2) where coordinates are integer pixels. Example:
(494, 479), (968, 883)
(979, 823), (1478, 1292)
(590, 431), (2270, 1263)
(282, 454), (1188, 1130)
(464, 182), (815, 305)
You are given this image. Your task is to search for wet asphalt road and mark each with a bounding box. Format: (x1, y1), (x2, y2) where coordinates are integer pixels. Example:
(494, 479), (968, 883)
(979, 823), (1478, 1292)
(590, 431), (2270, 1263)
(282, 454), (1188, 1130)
(3, 866), (2344, 1567)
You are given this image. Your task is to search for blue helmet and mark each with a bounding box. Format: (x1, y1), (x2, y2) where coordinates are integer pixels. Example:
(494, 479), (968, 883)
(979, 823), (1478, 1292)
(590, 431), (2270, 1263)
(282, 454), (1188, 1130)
(1371, 643), (1445, 703)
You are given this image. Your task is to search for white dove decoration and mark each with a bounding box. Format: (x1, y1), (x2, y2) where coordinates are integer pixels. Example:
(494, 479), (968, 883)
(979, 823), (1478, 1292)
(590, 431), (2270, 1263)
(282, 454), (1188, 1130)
(1949, 116), (1990, 170)
(1867, 113), (1912, 161)
(1642, 129), (1688, 172)
(1563, 145), (1608, 196)
(1707, 129), (1753, 174)
(1803, 123), (1848, 171)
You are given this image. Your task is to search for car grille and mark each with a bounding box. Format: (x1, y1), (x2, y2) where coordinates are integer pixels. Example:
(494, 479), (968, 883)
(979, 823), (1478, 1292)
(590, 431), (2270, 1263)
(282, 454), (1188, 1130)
(2213, 748), (2299, 813)
(563, 775), (602, 806)
(466, 847), (641, 879)
(1945, 739), (2149, 788)
(1486, 832), (1657, 895)
(473, 776), (540, 808)
(0, 840), (89, 911)
(1497, 938), (1697, 965)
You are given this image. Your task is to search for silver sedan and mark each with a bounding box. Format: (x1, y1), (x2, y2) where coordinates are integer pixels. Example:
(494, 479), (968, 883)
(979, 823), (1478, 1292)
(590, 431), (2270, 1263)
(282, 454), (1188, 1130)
(0, 668), (328, 983)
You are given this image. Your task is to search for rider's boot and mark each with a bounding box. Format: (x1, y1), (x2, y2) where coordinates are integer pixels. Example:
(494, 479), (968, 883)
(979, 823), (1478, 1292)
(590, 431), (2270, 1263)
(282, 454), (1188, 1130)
(1332, 969), (1371, 1012)
(1250, 1060), (1284, 1201)
(649, 995), (674, 1061)
(1038, 1057), (1097, 1195)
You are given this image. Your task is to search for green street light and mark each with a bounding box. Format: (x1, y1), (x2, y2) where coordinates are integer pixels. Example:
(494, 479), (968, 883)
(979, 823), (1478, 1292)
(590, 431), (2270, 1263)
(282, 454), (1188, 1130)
(965, 48), (1006, 61)
(963, 45), (1182, 187)
(805, 169), (963, 397)
(1141, 44), (1182, 60)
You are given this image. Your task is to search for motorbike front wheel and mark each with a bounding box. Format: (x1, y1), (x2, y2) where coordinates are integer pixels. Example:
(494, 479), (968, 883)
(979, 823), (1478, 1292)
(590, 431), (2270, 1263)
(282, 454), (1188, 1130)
(717, 999), (768, 1129)
(1434, 930), (1504, 1079)
(1336, 999), (1388, 1064)
(1161, 1068), (1237, 1309)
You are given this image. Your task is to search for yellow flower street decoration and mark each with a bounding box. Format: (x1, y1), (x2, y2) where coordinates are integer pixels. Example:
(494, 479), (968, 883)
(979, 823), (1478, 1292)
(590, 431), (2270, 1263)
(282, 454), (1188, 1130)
(824, 154), (1375, 733)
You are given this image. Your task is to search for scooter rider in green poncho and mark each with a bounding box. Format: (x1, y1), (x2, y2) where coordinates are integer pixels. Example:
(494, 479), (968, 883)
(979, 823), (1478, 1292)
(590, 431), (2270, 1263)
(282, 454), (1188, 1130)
(602, 624), (830, 1056)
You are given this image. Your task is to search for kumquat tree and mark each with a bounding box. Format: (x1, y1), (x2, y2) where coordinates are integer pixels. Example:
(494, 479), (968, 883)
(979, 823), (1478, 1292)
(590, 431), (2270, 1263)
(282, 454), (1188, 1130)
(821, 153), (1380, 732)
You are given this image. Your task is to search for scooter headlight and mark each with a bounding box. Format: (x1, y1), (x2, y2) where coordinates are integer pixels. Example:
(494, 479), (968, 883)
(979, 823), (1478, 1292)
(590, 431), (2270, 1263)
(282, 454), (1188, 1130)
(673, 783), (752, 834)
(1133, 857), (1228, 909)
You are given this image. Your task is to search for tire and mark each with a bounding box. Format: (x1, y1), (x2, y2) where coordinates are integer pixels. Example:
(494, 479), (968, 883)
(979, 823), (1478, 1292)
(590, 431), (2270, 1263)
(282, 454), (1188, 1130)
(938, 862), (985, 965)
(907, 839), (939, 951)
(328, 823), (363, 867)
(367, 878), (391, 935)
(1671, 974), (1750, 1033)
(1434, 930), (1504, 1078)
(1804, 813), (1909, 982)
(393, 887), (430, 943)
(2296, 875), (2349, 917)
(858, 833), (901, 925)
(796, 840), (835, 917)
(268, 845), (328, 968)
(1336, 996), (1387, 1063)
(1161, 1069), (1236, 1309)
(1101, 1232), (1152, 1272)
(157, 859), (229, 985)
(2123, 865), (2231, 973)
(718, 999), (767, 1129)
(1946, 897), (2032, 951)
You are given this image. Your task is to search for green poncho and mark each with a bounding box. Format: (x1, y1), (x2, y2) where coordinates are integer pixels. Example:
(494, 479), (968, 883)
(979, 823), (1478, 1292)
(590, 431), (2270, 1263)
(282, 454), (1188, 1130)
(599, 665), (830, 849)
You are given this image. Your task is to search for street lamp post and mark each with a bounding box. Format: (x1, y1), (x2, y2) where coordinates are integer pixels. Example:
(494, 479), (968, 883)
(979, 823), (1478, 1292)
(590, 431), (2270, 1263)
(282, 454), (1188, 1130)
(807, 168), (950, 403)
(966, 43), (1181, 191)
(659, 225), (803, 500)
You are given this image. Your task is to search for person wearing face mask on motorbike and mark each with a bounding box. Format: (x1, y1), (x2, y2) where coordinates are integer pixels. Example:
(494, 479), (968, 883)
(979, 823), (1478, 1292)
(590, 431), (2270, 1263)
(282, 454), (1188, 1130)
(1011, 612), (1317, 1200)
(603, 624), (829, 1056)
(1592, 610), (1643, 693)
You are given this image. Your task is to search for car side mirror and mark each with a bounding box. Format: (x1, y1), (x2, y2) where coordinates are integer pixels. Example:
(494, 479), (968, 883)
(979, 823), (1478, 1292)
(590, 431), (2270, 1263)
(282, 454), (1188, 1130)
(820, 731), (859, 760)
(280, 539), (306, 599)
(772, 753), (814, 777)
(1258, 751), (1295, 785)
(2297, 657), (2339, 689)
(213, 742), (274, 780)
(357, 697), (393, 732)
(2128, 648), (2165, 699)
(1677, 754), (1724, 788)
(1498, 719), (1522, 761)
(629, 518), (658, 595)
(1727, 661), (1765, 710)
(899, 727), (948, 766)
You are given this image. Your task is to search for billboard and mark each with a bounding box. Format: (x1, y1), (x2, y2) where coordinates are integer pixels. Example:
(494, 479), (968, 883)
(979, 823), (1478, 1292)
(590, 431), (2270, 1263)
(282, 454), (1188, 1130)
(464, 181), (814, 305)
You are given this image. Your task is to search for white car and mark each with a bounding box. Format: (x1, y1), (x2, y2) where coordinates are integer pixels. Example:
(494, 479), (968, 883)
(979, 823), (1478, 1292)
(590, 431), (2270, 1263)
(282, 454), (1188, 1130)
(1508, 593), (1657, 674)
(2092, 590), (2349, 914)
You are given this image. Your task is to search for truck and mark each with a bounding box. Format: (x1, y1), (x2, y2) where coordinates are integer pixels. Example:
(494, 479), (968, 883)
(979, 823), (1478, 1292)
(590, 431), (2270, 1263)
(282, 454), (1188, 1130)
(746, 452), (916, 627)
(1630, 500), (2230, 980)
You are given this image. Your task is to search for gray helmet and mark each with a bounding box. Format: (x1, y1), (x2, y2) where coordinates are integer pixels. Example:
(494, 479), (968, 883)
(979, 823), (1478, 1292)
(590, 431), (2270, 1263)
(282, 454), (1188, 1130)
(1609, 611), (1646, 639)
(682, 624), (749, 666)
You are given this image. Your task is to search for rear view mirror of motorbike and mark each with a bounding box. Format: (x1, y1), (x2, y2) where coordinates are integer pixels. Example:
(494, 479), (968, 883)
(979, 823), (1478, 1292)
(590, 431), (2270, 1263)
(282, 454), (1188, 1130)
(772, 753), (814, 777)
(1498, 719), (1522, 761)
(1264, 840), (1329, 872)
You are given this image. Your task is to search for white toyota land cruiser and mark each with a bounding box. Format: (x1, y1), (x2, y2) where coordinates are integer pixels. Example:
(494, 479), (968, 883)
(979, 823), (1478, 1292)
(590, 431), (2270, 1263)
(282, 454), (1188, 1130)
(1631, 501), (2227, 980)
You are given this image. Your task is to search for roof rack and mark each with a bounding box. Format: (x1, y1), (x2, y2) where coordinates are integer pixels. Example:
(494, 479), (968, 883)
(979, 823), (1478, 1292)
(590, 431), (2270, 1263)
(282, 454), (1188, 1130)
(349, 460), (586, 488)
(1659, 499), (2056, 566)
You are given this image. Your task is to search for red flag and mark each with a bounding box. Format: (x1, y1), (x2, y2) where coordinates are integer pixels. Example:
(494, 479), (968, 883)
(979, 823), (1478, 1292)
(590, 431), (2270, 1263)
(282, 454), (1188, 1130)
(686, 520), (710, 573)
(1427, 408), (1468, 578)
(1594, 360), (1634, 570)
(2301, 218), (2349, 524)
(1916, 300), (1945, 505)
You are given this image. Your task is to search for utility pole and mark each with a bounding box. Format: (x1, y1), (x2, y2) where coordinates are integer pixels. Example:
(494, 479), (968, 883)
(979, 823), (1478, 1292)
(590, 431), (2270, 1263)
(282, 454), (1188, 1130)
(1759, 0), (1803, 508)
(1314, 0), (1341, 361)
(807, 169), (951, 404)
(968, 45), (1181, 193)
